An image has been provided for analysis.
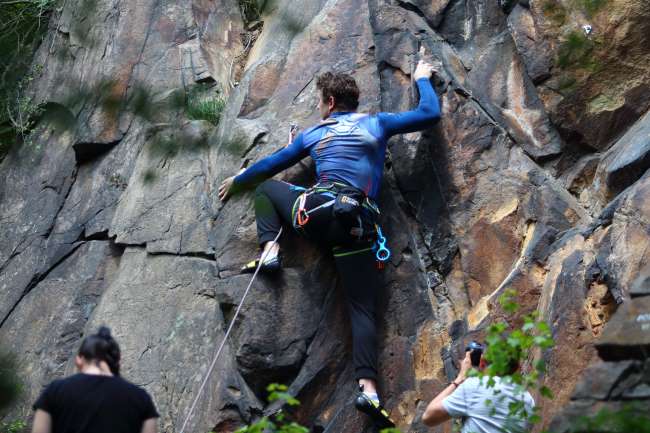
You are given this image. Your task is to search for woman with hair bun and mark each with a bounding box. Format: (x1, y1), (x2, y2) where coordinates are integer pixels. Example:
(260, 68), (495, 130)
(32, 327), (159, 433)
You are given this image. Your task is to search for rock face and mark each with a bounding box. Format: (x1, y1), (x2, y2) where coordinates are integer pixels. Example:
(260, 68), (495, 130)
(1, 0), (649, 432)
(549, 289), (650, 433)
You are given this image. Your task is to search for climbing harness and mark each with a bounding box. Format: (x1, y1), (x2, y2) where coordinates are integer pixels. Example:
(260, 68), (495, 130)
(292, 182), (379, 234)
(291, 182), (392, 268)
(177, 228), (283, 433)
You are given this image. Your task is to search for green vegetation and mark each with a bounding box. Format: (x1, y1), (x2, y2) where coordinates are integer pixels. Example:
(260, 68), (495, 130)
(142, 168), (158, 184)
(576, 0), (608, 17)
(0, 69), (222, 178)
(542, 1), (568, 26)
(557, 31), (595, 69)
(571, 404), (650, 433)
(0, 350), (22, 412)
(231, 384), (400, 433)
(185, 84), (226, 126)
(0, 0), (225, 169)
(544, 0), (608, 24)
(470, 289), (555, 428)
(238, 0), (264, 25)
(232, 384), (307, 433)
(545, 0), (608, 95)
(232, 292), (556, 433)
(0, 0), (56, 157)
(0, 420), (26, 433)
(557, 75), (578, 91)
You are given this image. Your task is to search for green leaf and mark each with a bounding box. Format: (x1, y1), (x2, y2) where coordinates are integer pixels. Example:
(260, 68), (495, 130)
(540, 386), (554, 399)
(522, 322), (535, 332)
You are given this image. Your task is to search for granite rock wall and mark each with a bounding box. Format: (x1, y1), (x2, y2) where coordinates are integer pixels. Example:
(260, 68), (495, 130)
(1, 0), (649, 431)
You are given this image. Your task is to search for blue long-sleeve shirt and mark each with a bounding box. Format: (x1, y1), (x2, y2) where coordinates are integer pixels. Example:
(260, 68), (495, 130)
(234, 77), (441, 200)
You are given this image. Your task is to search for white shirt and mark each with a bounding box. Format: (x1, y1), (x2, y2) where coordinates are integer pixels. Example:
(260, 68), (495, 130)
(442, 376), (535, 433)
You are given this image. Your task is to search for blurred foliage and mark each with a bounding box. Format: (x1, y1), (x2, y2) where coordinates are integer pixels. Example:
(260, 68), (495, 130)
(576, 0), (608, 17)
(231, 383), (307, 433)
(0, 350), (22, 413)
(542, 0), (606, 95)
(542, 1), (568, 26)
(0, 0), (56, 158)
(1, 71), (222, 180)
(543, 0), (608, 26)
(0, 0), (223, 173)
(0, 420), (27, 433)
(557, 31), (600, 71)
(570, 404), (650, 433)
(229, 383), (404, 433)
(237, 0), (303, 35)
(468, 289), (555, 430)
(238, 0), (264, 25)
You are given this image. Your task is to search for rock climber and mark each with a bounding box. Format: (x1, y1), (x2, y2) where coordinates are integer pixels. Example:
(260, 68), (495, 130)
(32, 327), (159, 433)
(218, 60), (441, 428)
(422, 341), (535, 432)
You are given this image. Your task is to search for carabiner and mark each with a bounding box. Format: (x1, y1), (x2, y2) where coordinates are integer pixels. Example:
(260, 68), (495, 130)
(375, 226), (391, 262)
(296, 193), (310, 227)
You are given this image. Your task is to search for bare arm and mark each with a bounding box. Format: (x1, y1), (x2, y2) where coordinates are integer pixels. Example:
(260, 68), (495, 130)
(140, 418), (158, 433)
(422, 352), (472, 427)
(422, 383), (454, 426)
(32, 410), (52, 433)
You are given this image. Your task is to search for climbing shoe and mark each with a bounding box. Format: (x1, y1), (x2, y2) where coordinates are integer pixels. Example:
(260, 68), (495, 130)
(354, 391), (395, 429)
(240, 255), (282, 274)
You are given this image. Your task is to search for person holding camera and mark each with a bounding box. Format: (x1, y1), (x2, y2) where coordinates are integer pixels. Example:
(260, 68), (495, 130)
(32, 327), (159, 433)
(422, 342), (535, 433)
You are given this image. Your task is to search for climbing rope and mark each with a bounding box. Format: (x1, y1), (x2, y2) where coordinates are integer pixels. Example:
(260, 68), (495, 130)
(177, 227), (283, 433)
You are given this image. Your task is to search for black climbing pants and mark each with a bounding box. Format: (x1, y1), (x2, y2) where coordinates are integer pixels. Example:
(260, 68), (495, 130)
(254, 179), (380, 381)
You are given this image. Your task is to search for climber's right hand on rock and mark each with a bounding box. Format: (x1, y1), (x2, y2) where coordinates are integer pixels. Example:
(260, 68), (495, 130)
(218, 169), (246, 202)
(413, 60), (438, 81)
(218, 176), (236, 202)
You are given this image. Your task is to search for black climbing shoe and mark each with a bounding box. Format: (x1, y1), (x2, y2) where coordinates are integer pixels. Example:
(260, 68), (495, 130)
(354, 391), (395, 429)
(240, 255), (282, 274)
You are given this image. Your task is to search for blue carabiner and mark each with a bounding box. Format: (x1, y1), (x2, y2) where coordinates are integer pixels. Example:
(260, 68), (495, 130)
(375, 226), (391, 262)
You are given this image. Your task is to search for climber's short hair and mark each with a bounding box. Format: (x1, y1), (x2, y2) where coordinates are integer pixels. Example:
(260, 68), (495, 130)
(316, 71), (360, 111)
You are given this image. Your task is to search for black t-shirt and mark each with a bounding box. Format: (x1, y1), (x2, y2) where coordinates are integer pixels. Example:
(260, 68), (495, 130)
(33, 373), (159, 433)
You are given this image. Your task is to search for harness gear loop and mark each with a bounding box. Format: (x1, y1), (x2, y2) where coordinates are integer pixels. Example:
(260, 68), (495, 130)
(177, 228), (283, 433)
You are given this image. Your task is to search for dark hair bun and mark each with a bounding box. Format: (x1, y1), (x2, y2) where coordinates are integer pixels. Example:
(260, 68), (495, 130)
(78, 326), (121, 376)
(97, 326), (112, 339)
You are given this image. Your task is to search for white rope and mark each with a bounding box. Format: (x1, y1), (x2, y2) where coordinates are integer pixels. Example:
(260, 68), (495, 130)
(178, 227), (283, 433)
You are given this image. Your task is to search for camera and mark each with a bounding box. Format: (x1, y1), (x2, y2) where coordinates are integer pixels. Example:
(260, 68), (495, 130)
(465, 341), (484, 367)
